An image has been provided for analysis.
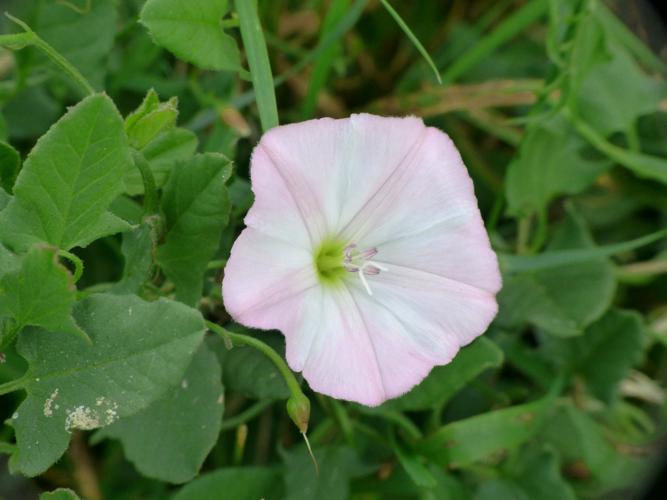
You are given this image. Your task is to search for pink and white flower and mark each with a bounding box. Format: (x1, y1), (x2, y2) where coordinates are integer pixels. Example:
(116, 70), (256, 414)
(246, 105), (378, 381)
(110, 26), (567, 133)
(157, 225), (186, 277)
(223, 114), (501, 406)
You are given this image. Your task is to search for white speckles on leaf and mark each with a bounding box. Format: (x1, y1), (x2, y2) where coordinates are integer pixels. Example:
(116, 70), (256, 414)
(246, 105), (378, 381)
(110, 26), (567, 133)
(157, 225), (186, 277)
(65, 406), (100, 431)
(181, 379), (189, 390)
(65, 398), (119, 431)
(43, 389), (60, 417)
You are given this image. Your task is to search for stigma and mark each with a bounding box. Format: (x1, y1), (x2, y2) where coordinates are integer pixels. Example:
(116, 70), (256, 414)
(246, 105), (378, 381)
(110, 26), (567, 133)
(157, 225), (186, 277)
(343, 244), (388, 296)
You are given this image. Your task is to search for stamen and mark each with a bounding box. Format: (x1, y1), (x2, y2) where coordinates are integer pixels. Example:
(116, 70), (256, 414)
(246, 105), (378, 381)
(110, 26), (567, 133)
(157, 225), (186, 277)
(343, 244), (388, 296)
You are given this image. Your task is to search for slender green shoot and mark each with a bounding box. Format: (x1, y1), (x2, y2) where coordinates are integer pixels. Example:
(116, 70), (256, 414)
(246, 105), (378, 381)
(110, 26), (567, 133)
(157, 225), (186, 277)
(301, 0), (350, 118)
(380, 0), (442, 84)
(206, 321), (306, 414)
(501, 227), (667, 273)
(131, 150), (158, 215)
(235, 0), (279, 131)
(0, 374), (28, 396)
(440, 0), (548, 84)
(230, 0), (368, 110)
(220, 399), (275, 431)
(58, 250), (84, 283)
(3, 12), (95, 96)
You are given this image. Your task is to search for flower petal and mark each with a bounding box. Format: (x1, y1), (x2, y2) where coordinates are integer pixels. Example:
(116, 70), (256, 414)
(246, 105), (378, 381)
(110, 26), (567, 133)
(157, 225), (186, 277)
(225, 115), (501, 407)
(343, 126), (501, 294)
(257, 114), (426, 237)
(282, 276), (491, 406)
(222, 228), (317, 328)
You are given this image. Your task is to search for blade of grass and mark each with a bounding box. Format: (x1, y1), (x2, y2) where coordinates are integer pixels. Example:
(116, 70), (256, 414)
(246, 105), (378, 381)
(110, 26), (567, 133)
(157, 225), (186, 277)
(501, 227), (667, 273)
(440, 0), (548, 84)
(230, 0), (368, 110)
(235, 0), (279, 131)
(379, 0), (442, 84)
(300, 0), (350, 118)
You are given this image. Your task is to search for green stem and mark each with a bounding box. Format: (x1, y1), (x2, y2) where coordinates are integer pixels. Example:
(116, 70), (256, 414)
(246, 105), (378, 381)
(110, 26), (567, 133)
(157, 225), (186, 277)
(356, 406), (422, 440)
(564, 108), (667, 185)
(58, 249), (84, 283)
(4, 13), (95, 96)
(235, 0), (279, 131)
(300, 0), (349, 118)
(131, 150), (158, 215)
(625, 122), (641, 152)
(206, 321), (303, 400)
(207, 259), (228, 270)
(381, 410), (422, 440)
(501, 226), (667, 273)
(329, 398), (355, 446)
(0, 374), (28, 396)
(220, 399), (275, 431)
(516, 216), (532, 254)
(309, 417), (336, 445)
(0, 32), (34, 48)
(229, 0), (368, 111)
(528, 209), (549, 253)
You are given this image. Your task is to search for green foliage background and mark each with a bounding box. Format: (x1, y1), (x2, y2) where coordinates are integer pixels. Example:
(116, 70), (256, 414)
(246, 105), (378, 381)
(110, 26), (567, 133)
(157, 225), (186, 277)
(0, 0), (666, 498)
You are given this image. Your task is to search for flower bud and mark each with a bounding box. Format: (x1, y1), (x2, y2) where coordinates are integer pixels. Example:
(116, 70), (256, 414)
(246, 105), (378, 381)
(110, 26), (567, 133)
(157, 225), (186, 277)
(286, 392), (310, 434)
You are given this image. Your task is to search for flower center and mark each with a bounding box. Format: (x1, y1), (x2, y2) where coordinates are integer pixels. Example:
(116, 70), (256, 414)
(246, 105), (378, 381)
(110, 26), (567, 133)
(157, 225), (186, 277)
(314, 239), (387, 295)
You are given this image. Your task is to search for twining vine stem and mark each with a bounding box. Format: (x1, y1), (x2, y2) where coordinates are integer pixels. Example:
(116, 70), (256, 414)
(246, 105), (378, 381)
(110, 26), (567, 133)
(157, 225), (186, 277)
(4, 13), (95, 97)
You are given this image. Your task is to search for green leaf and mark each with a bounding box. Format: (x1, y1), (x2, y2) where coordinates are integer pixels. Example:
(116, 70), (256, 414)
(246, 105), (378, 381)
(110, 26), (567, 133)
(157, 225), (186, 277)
(9, 293), (205, 476)
(567, 112), (667, 186)
(510, 446), (577, 500)
(505, 115), (609, 217)
(39, 489), (81, 500)
(497, 206), (615, 337)
(98, 344), (223, 484)
(0, 94), (132, 252)
(0, 245), (85, 340)
(475, 444), (576, 500)
(110, 220), (158, 295)
(0, 141), (20, 193)
(157, 153), (232, 305)
(212, 332), (289, 400)
(474, 480), (525, 500)
(385, 337), (503, 411)
(125, 89), (179, 150)
(540, 403), (648, 496)
(2, 86), (62, 141)
(29, 0), (117, 89)
(392, 435), (437, 489)
(140, 0), (240, 72)
(417, 396), (554, 468)
(123, 128), (198, 196)
(172, 467), (283, 500)
(572, 310), (645, 403)
(577, 42), (664, 136)
(282, 445), (365, 500)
